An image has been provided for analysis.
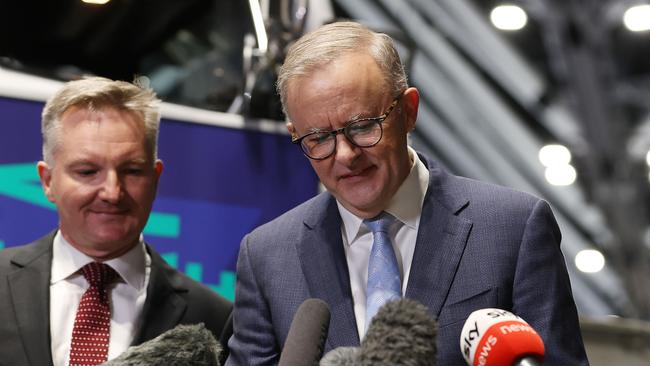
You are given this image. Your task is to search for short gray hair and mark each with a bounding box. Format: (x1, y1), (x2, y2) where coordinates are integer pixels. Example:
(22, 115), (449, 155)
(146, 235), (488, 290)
(276, 21), (408, 117)
(41, 76), (161, 165)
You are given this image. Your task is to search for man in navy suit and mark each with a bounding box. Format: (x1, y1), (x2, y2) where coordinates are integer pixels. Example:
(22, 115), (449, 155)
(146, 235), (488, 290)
(226, 21), (589, 365)
(0, 77), (231, 366)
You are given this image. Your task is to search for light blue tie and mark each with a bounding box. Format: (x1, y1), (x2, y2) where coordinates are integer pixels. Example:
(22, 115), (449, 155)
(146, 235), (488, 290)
(364, 212), (402, 332)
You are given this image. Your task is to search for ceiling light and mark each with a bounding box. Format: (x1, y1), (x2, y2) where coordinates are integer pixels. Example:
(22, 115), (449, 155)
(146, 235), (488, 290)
(539, 144), (572, 167)
(490, 4), (528, 31)
(248, 0), (268, 53)
(545, 164), (577, 186)
(575, 249), (605, 273)
(624, 4), (650, 32)
(82, 0), (110, 4)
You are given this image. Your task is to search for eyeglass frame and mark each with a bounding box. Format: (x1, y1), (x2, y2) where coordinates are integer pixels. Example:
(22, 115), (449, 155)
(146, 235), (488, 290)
(290, 96), (402, 160)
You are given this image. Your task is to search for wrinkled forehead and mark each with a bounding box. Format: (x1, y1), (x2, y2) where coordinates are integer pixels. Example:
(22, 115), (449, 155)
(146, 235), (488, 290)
(285, 54), (389, 121)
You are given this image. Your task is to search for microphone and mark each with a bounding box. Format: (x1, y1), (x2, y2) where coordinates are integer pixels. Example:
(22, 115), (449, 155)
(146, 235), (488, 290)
(278, 298), (331, 366)
(102, 323), (222, 366)
(459, 308), (545, 366)
(319, 347), (360, 366)
(359, 298), (438, 366)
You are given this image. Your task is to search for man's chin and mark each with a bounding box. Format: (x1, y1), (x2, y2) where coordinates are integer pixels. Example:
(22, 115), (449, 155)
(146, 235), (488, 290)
(338, 195), (384, 218)
(83, 229), (139, 249)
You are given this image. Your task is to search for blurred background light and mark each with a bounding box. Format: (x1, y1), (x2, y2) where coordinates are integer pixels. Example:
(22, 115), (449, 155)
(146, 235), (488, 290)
(545, 164), (577, 186)
(539, 144), (572, 167)
(623, 4), (650, 32)
(575, 249), (606, 273)
(490, 4), (528, 31)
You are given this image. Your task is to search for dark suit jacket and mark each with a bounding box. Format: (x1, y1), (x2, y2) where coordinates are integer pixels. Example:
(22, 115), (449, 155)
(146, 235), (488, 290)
(0, 231), (233, 366)
(226, 154), (589, 366)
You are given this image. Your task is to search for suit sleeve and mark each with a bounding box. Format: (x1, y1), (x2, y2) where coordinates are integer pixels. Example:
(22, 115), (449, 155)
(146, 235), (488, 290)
(512, 200), (589, 365)
(225, 234), (281, 366)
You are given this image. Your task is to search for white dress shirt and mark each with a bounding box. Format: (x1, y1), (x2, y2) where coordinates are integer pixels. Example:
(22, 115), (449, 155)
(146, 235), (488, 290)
(338, 146), (430, 340)
(50, 231), (151, 366)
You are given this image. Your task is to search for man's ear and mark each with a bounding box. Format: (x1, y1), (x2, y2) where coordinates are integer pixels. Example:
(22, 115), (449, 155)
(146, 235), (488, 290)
(401, 87), (420, 133)
(286, 122), (298, 141)
(37, 161), (56, 203)
(154, 159), (164, 180)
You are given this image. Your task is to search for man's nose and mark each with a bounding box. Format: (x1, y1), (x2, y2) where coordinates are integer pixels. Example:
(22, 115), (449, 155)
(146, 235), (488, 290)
(98, 171), (123, 203)
(334, 134), (361, 164)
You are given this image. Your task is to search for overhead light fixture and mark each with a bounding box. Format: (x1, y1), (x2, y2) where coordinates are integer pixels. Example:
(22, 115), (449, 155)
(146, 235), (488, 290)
(539, 144), (571, 167)
(248, 0), (268, 53)
(490, 4), (528, 31)
(575, 249), (605, 273)
(539, 144), (577, 186)
(544, 164), (577, 186)
(624, 4), (650, 32)
(82, 0), (110, 4)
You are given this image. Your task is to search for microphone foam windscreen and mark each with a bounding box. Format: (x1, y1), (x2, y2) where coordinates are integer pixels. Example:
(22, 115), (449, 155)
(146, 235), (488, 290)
(279, 298), (331, 366)
(459, 308), (544, 366)
(102, 323), (221, 366)
(319, 347), (361, 366)
(359, 298), (438, 366)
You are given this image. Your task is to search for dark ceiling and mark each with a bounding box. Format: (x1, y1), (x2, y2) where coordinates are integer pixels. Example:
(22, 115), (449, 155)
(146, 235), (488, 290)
(0, 0), (213, 79)
(1, 1), (648, 116)
(0, 0), (255, 114)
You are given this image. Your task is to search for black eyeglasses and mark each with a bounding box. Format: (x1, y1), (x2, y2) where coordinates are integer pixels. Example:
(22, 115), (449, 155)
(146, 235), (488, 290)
(291, 97), (401, 160)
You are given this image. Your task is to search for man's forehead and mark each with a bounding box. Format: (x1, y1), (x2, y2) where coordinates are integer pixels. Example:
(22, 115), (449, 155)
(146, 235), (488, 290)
(60, 105), (140, 124)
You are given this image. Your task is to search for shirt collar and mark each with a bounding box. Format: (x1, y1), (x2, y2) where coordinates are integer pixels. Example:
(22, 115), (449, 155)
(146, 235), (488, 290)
(51, 230), (148, 291)
(337, 146), (429, 245)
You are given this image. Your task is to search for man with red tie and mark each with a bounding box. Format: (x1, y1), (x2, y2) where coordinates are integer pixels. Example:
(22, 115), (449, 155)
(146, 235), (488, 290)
(0, 77), (231, 365)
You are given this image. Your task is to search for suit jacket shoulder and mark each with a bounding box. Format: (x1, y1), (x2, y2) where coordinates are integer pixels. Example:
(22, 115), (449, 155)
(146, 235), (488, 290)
(134, 244), (232, 360)
(0, 233), (55, 366)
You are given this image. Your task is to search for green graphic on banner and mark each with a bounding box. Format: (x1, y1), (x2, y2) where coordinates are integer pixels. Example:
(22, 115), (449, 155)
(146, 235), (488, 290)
(0, 162), (180, 238)
(209, 271), (236, 301)
(0, 162), (53, 209)
(186, 262), (203, 281)
(161, 252), (179, 268)
(0, 241), (4, 250)
(161, 252), (235, 301)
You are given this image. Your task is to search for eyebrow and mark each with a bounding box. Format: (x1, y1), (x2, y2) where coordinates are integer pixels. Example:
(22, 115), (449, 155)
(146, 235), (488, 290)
(303, 111), (378, 134)
(123, 158), (148, 165)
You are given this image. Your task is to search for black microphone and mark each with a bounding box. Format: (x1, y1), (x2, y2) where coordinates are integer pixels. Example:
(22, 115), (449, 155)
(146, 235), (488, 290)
(359, 298), (438, 366)
(459, 308), (544, 366)
(319, 347), (360, 366)
(278, 298), (331, 366)
(102, 323), (221, 366)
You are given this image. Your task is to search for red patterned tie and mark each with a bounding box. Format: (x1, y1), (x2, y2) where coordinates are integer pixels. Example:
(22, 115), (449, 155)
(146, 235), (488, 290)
(69, 262), (118, 366)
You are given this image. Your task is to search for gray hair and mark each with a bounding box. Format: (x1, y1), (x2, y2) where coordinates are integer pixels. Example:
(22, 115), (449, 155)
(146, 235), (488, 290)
(276, 21), (408, 117)
(41, 76), (161, 165)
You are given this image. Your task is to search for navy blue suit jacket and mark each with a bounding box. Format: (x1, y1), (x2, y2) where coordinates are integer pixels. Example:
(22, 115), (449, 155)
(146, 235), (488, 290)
(226, 154), (589, 365)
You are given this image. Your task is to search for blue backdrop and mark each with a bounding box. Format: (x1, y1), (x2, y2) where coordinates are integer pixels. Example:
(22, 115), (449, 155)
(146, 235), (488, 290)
(0, 96), (319, 300)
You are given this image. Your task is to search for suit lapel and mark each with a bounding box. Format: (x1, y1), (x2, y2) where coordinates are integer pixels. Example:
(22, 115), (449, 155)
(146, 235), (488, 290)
(406, 155), (473, 318)
(7, 233), (55, 366)
(131, 245), (188, 345)
(297, 195), (360, 348)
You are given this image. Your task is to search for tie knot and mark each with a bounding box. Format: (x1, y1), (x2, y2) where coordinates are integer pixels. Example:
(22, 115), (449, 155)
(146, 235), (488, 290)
(364, 212), (395, 234)
(81, 262), (117, 287)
